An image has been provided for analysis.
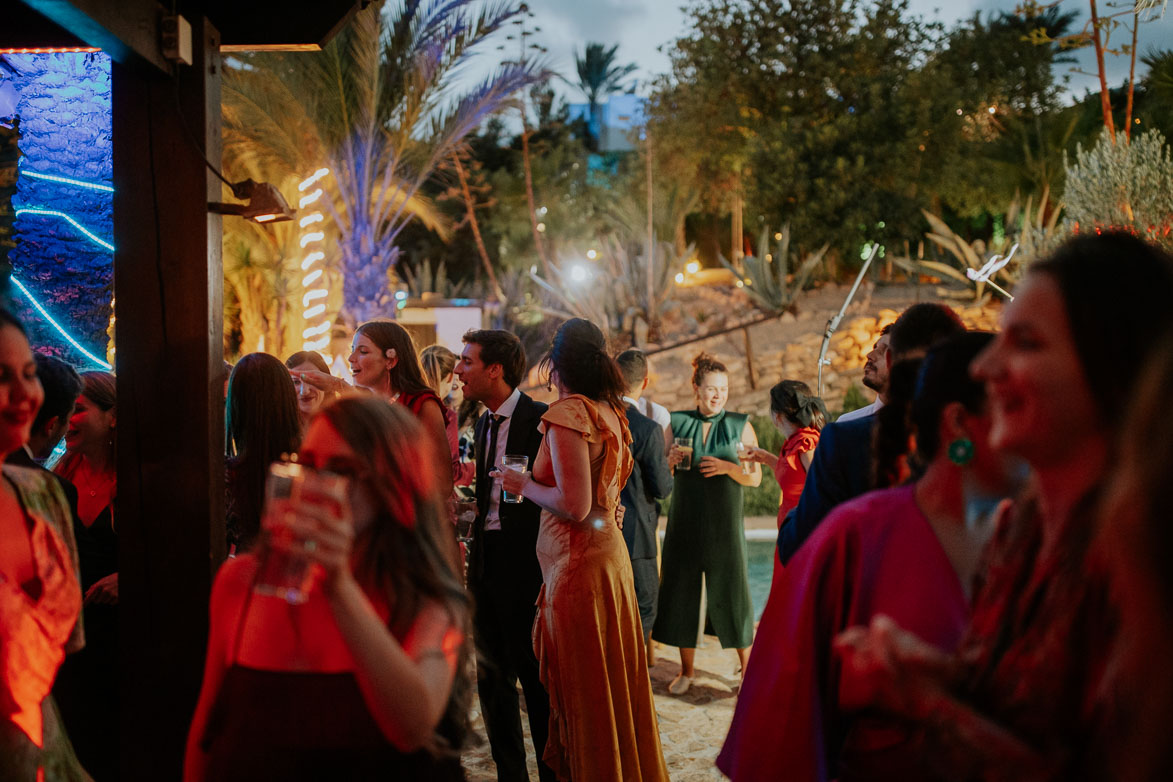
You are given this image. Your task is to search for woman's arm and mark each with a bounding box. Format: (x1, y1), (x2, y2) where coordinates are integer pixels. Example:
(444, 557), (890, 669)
(800, 449), (815, 472)
(497, 424), (593, 522)
(327, 579), (461, 752)
(745, 446), (780, 471)
(284, 509), (461, 752)
(697, 421), (762, 487)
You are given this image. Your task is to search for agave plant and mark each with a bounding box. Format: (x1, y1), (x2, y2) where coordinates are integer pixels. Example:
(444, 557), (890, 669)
(718, 225), (826, 315)
(398, 259), (471, 299)
(222, 0), (540, 328)
(894, 194), (1062, 301)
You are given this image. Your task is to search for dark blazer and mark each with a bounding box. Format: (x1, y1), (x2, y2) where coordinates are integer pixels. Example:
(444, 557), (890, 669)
(620, 405), (673, 560)
(777, 414), (874, 565)
(468, 391), (548, 590)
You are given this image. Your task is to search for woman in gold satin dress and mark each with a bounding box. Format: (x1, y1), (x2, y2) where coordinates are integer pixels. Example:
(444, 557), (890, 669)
(497, 318), (668, 782)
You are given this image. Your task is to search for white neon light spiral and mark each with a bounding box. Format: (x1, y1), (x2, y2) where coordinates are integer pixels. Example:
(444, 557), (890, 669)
(297, 169), (332, 352)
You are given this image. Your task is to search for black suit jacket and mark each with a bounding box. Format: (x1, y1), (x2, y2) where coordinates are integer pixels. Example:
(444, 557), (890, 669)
(777, 413), (874, 565)
(468, 391), (548, 590)
(620, 405), (672, 560)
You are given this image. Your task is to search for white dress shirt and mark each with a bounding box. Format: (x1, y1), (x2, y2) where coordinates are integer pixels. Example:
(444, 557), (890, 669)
(483, 387), (521, 531)
(836, 397), (884, 423)
(626, 396), (671, 433)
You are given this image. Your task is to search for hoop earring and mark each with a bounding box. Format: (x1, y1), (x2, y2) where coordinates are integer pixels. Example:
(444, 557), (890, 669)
(947, 438), (974, 466)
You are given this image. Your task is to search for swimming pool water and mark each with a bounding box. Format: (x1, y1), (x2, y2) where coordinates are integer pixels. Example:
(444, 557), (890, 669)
(746, 539), (774, 621)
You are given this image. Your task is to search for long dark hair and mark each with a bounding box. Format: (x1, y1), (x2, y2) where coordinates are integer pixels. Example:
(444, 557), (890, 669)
(56, 370), (117, 480)
(317, 396), (471, 752)
(768, 379), (826, 431)
(226, 353), (301, 549)
(539, 318), (626, 408)
(355, 320), (431, 397)
(1032, 232), (1173, 429)
(873, 332), (993, 489)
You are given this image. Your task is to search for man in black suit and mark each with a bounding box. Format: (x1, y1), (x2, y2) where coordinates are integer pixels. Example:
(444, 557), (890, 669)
(6, 354), (82, 516)
(615, 350), (673, 659)
(778, 302), (965, 564)
(455, 329), (553, 782)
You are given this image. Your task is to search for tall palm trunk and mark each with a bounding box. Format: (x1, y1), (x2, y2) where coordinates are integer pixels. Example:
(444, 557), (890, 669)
(453, 152), (505, 302)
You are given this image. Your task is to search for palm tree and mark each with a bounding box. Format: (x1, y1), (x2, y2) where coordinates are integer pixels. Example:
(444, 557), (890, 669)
(222, 0), (539, 327)
(574, 43), (637, 150)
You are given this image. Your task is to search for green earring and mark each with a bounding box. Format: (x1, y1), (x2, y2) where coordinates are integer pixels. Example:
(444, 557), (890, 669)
(948, 438), (974, 466)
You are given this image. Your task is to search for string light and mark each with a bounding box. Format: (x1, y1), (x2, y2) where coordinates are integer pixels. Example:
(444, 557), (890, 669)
(0, 47), (100, 54)
(15, 208), (114, 251)
(297, 168), (332, 352)
(10, 277), (112, 369)
(19, 168), (114, 193)
(298, 189), (322, 209)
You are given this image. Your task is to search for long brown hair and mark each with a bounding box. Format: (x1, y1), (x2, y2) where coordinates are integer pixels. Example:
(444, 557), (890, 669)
(316, 396), (471, 751)
(55, 370), (116, 480)
(355, 320), (431, 397)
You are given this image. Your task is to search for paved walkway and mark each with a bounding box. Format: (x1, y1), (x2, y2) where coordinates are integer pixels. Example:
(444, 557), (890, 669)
(461, 631), (745, 781)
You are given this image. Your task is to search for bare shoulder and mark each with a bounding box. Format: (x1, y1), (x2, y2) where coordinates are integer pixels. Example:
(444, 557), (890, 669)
(211, 555), (259, 611)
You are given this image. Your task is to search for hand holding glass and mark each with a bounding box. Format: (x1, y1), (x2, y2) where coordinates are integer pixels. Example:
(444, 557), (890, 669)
(673, 437), (694, 471)
(254, 462), (350, 604)
(735, 441), (751, 474)
(501, 455), (529, 503)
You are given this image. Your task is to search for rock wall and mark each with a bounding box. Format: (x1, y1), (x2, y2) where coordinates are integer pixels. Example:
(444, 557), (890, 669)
(634, 288), (1002, 419)
(6, 52), (113, 364)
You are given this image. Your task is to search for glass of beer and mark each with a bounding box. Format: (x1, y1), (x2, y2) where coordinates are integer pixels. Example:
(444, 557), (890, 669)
(735, 441), (751, 474)
(254, 462), (349, 604)
(674, 437), (694, 471)
(501, 455), (529, 503)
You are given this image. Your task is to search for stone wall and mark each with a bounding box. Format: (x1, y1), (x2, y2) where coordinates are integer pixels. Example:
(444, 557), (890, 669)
(632, 288), (1002, 419)
(6, 52), (113, 363)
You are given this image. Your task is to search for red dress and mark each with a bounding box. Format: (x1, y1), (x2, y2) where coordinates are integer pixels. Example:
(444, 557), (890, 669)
(773, 426), (820, 526)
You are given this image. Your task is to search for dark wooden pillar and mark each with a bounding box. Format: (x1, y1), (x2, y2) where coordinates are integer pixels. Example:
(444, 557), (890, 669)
(113, 17), (224, 780)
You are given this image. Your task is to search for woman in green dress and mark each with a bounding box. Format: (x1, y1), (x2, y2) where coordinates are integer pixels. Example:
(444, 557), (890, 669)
(654, 353), (761, 695)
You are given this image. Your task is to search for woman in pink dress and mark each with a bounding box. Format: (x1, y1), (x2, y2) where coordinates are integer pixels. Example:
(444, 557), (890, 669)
(832, 233), (1173, 781)
(719, 332), (1010, 781)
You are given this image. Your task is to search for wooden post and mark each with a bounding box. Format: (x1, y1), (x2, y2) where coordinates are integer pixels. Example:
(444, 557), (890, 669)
(113, 17), (225, 779)
(742, 325), (757, 390)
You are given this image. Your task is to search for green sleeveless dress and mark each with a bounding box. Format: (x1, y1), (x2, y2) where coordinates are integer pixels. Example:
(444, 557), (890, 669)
(652, 409), (754, 649)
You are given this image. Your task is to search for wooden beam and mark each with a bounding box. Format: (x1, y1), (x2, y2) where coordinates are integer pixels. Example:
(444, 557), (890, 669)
(18, 0), (171, 72)
(113, 16), (224, 779)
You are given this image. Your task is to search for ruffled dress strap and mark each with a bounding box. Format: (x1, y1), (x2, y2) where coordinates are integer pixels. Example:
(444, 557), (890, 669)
(541, 395), (633, 510)
(782, 426), (820, 459)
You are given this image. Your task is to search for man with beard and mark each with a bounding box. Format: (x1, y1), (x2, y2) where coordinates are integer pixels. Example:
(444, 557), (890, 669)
(837, 325), (890, 423)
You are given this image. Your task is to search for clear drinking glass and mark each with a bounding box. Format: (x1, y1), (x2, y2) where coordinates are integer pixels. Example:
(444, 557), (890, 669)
(674, 437), (694, 471)
(254, 462), (349, 604)
(735, 441), (751, 474)
(501, 454), (529, 503)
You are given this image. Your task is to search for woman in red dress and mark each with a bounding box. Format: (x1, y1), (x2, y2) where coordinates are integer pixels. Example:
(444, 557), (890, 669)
(744, 379), (825, 526)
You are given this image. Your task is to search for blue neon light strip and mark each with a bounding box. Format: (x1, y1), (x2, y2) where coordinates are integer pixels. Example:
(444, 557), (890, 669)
(19, 168), (114, 193)
(15, 208), (114, 252)
(10, 277), (112, 370)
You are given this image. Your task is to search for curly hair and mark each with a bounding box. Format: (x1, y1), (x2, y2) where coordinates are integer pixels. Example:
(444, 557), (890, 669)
(691, 352), (728, 388)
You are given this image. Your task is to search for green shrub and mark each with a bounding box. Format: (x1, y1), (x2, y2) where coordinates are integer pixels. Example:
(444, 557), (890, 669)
(836, 383), (870, 420)
(743, 415), (782, 517)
